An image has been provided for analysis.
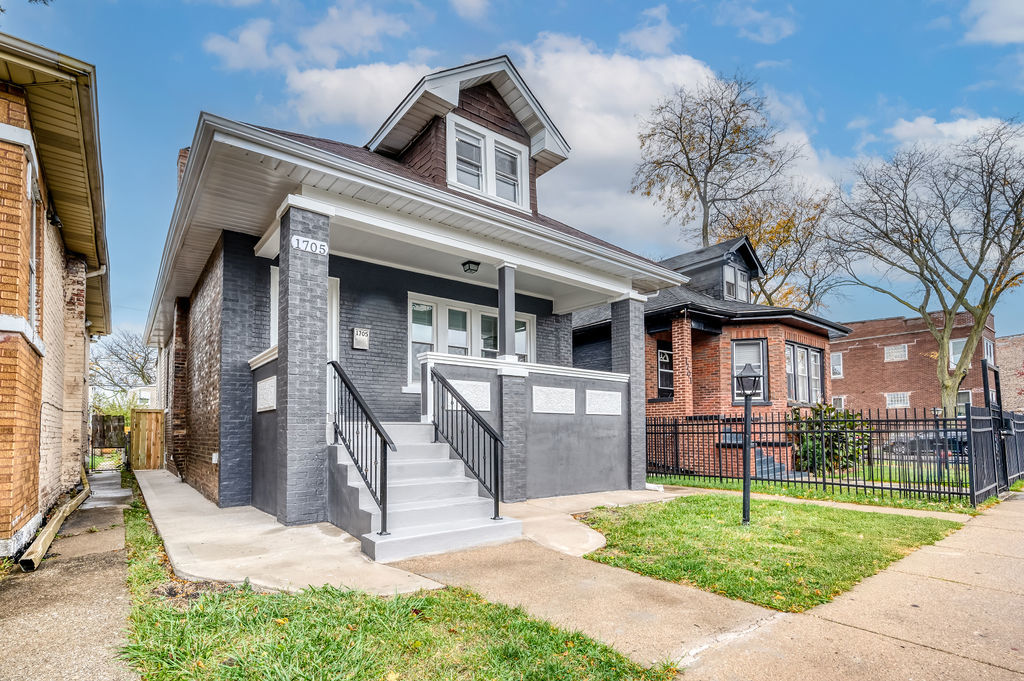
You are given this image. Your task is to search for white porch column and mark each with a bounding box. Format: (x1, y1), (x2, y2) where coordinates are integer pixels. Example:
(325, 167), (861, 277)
(497, 263), (516, 361)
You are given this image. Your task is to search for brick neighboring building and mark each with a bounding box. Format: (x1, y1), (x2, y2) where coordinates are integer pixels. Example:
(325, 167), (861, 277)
(0, 36), (111, 556)
(996, 333), (1024, 413)
(573, 237), (851, 420)
(830, 312), (997, 414)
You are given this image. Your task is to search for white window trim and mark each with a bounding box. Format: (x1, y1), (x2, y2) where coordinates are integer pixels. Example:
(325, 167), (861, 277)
(885, 391), (911, 409)
(407, 292), (536, 386)
(731, 339), (767, 402)
(723, 265), (737, 301)
(949, 337), (969, 369)
(446, 113), (531, 213)
(883, 343), (908, 362)
(984, 337), (996, 365)
(830, 352), (843, 378)
(832, 395), (846, 410)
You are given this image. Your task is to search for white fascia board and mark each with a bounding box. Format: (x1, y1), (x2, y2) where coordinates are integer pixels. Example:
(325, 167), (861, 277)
(300, 187), (633, 299)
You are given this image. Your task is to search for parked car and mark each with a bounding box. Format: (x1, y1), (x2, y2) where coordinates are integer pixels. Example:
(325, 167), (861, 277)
(884, 430), (969, 461)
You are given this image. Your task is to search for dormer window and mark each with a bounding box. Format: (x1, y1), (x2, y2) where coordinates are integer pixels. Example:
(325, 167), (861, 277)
(724, 265), (749, 302)
(446, 113), (530, 211)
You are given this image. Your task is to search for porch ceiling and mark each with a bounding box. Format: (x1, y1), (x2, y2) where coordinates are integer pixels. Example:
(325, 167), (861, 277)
(147, 115), (683, 344)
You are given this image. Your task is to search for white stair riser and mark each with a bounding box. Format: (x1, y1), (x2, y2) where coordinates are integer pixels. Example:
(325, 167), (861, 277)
(388, 460), (466, 480)
(382, 423), (435, 444)
(388, 499), (495, 527)
(388, 443), (451, 460)
(364, 520), (522, 563)
(388, 479), (479, 503)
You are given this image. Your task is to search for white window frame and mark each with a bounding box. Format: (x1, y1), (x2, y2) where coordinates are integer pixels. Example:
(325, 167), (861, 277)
(731, 339), (766, 402)
(884, 344), (908, 362)
(830, 352), (843, 378)
(956, 389), (972, 417)
(407, 292), (536, 384)
(949, 337), (969, 369)
(832, 395), (846, 410)
(446, 113), (531, 212)
(723, 265), (737, 301)
(656, 341), (673, 398)
(885, 392), (911, 409)
(984, 337), (995, 365)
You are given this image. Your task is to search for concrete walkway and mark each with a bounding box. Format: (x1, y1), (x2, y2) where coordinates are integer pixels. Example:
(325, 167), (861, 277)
(135, 469), (440, 595)
(0, 471), (136, 680)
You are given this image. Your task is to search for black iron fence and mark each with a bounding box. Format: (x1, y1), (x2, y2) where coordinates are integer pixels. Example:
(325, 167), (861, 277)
(648, 406), (1023, 505)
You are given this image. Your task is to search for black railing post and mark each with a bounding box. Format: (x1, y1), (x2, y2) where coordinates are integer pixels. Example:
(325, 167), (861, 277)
(966, 407), (978, 506)
(379, 433), (389, 535)
(492, 440), (502, 520)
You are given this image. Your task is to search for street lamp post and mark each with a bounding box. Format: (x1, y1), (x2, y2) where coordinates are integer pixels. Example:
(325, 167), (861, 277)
(735, 363), (762, 525)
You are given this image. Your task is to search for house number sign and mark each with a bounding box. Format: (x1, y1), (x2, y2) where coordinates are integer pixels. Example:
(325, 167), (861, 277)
(290, 235), (328, 255)
(352, 327), (369, 350)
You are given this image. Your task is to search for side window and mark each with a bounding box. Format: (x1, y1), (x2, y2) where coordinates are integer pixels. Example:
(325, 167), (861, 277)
(732, 340), (766, 401)
(657, 340), (673, 399)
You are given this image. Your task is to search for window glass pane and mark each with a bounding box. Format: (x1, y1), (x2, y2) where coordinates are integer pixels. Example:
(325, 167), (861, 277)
(496, 177), (517, 202)
(950, 338), (967, 366)
(737, 270), (749, 302)
(447, 309), (468, 355)
(724, 266), (736, 299)
(732, 341), (764, 399)
(884, 344), (907, 361)
(657, 341), (673, 396)
(495, 149), (518, 177)
(832, 396), (845, 410)
(797, 348), (809, 403)
(411, 303), (433, 343)
(455, 133), (482, 190)
(457, 165), (481, 189)
(830, 351), (842, 377)
(956, 390), (971, 417)
(984, 338), (995, 363)
(786, 344), (796, 400)
(480, 314), (498, 358)
(456, 136), (481, 164)
(515, 319), (528, 361)
(809, 351), (821, 404)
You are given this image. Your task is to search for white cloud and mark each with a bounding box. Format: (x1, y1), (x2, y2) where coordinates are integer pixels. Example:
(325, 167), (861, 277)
(286, 61), (429, 127)
(963, 0), (1024, 44)
(203, 19), (282, 71)
(755, 59), (790, 69)
(619, 5), (681, 56)
(299, 1), (411, 65)
(885, 115), (1004, 146)
(714, 0), (797, 44)
(846, 116), (870, 130)
(450, 0), (488, 20)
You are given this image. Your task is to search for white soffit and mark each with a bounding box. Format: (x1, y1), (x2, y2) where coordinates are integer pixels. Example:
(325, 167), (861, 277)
(367, 56), (570, 176)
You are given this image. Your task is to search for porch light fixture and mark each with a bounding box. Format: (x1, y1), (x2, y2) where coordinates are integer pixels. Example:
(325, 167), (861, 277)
(735, 363), (762, 526)
(735, 363), (762, 398)
(462, 260), (480, 275)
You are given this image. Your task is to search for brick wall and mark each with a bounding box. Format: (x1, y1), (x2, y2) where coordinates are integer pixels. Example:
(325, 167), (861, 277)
(831, 313), (997, 412)
(399, 116), (445, 187)
(644, 315), (832, 419)
(37, 218), (66, 512)
(996, 334), (1024, 413)
(61, 256), (88, 487)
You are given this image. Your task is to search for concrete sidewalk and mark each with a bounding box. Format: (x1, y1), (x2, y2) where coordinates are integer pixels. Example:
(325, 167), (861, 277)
(0, 471), (136, 681)
(684, 492), (1024, 680)
(135, 469), (440, 595)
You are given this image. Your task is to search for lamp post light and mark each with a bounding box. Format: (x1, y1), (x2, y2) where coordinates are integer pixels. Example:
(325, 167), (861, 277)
(735, 363), (762, 525)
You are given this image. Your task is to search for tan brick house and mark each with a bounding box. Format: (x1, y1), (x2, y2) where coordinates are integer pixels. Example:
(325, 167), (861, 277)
(573, 237), (850, 419)
(0, 34), (110, 556)
(830, 312), (997, 414)
(995, 333), (1023, 413)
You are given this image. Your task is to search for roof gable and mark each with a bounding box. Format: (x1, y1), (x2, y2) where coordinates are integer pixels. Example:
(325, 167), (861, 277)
(368, 55), (570, 177)
(659, 236), (766, 279)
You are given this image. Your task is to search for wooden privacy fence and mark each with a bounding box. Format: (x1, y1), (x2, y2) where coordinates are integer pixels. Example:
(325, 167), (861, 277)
(130, 409), (164, 470)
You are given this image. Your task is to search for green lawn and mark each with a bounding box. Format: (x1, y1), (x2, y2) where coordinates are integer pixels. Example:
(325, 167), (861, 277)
(1012, 479), (1024, 492)
(120, 471), (675, 681)
(581, 494), (960, 612)
(647, 474), (977, 514)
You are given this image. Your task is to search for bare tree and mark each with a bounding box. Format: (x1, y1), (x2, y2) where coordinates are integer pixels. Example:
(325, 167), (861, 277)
(832, 121), (1024, 415)
(632, 74), (801, 247)
(0, 0), (51, 13)
(90, 328), (157, 393)
(712, 183), (842, 311)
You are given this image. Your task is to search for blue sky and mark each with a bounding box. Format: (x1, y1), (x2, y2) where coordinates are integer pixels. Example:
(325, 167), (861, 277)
(5, 0), (1024, 334)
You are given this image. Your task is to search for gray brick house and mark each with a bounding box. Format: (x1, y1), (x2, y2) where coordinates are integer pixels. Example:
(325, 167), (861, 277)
(146, 56), (683, 561)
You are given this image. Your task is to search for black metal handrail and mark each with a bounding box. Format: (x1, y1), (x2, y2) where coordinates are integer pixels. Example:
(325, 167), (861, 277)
(329, 361), (395, 535)
(430, 368), (504, 520)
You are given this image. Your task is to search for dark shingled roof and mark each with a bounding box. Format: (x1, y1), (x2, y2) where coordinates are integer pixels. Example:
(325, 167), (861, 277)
(572, 284), (849, 337)
(254, 125), (656, 266)
(658, 236), (765, 278)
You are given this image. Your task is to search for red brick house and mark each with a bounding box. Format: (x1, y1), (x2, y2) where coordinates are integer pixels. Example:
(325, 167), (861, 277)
(996, 334), (1024, 413)
(573, 237), (850, 419)
(830, 312), (998, 414)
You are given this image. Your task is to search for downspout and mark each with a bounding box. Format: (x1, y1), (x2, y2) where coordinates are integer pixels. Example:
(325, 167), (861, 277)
(85, 265), (106, 278)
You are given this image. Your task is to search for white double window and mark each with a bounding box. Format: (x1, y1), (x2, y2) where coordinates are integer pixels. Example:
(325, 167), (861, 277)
(408, 294), (535, 382)
(984, 337), (996, 365)
(446, 113), (530, 211)
(723, 265), (750, 302)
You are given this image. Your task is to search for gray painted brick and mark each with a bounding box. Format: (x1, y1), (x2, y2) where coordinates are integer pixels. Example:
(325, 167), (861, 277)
(611, 298), (646, 490)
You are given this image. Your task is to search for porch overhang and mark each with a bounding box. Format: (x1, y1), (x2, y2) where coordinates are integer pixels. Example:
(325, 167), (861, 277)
(145, 113), (683, 345)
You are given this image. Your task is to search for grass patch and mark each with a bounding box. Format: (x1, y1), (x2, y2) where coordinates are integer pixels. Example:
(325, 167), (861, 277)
(648, 474), (977, 514)
(581, 494), (959, 612)
(121, 470), (673, 680)
(1011, 479), (1023, 492)
(0, 557), (13, 583)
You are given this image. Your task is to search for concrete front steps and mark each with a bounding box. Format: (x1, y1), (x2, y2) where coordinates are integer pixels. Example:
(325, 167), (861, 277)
(329, 422), (521, 563)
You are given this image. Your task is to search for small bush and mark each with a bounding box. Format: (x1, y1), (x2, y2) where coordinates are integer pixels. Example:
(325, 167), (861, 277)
(790, 404), (872, 473)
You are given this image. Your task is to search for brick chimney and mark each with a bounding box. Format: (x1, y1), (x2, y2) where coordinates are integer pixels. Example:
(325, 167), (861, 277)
(177, 147), (191, 189)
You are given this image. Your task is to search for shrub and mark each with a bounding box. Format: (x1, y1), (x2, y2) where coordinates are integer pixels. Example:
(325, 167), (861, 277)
(790, 404), (872, 473)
